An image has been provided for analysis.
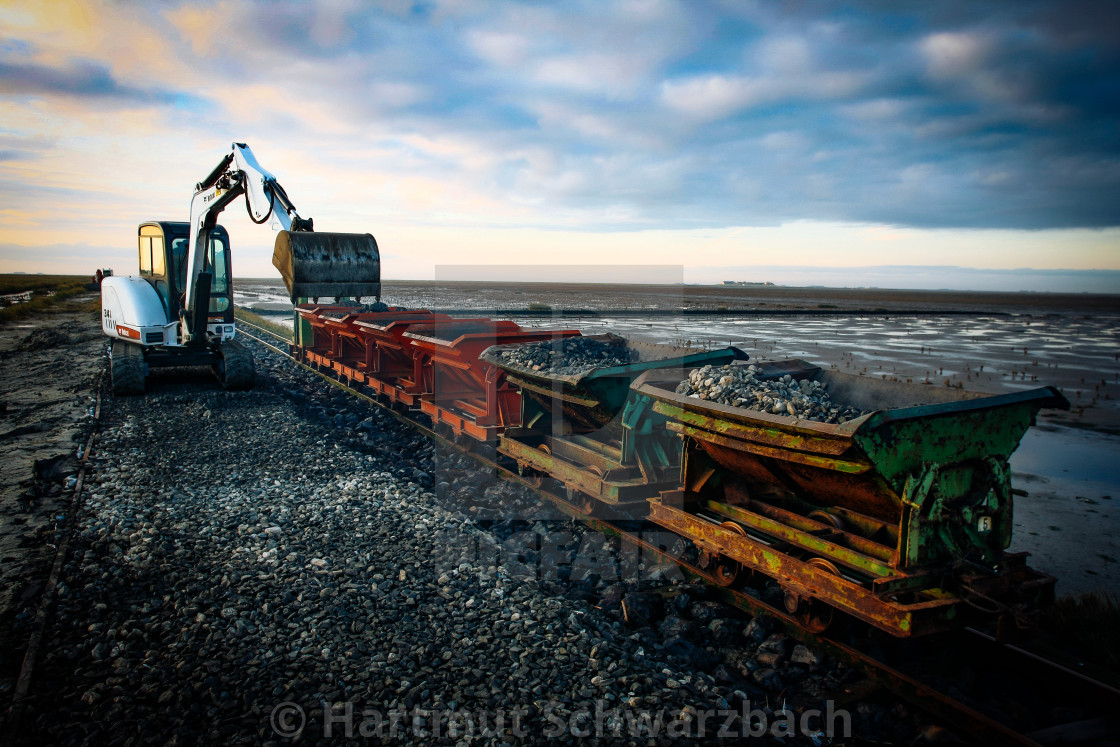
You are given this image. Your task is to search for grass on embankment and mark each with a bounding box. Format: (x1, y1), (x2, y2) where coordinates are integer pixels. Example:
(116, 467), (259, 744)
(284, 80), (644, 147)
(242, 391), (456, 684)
(234, 306), (293, 342)
(0, 274), (97, 322)
(0, 274), (90, 295)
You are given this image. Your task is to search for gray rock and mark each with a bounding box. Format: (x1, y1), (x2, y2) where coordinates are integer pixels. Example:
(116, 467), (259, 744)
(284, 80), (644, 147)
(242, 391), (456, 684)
(790, 643), (826, 667)
(493, 337), (633, 376)
(743, 615), (773, 643)
(677, 364), (870, 423)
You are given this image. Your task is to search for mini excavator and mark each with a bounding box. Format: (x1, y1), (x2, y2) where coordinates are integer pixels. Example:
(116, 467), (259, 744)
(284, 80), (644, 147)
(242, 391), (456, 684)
(101, 142), (382, 394)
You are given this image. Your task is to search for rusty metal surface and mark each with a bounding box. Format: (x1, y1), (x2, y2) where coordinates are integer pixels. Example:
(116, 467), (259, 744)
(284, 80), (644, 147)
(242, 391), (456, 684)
(649, 492), (958, 636)
(703, 498), (896, 576)
(638, 357), (1064, 636)
(497, 432), (671, 505)
(272, 230), (381, 301)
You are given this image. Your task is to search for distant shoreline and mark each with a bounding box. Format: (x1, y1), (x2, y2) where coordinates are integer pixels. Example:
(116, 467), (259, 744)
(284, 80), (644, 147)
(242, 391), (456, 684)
(235, 276), (1120, 297)
(235, 277), (1120, 316)
(249, 306), (1010, 318)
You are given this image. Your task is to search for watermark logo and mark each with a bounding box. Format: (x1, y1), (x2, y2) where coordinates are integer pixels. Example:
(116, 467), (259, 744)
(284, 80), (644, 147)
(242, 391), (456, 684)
(270, 701), (306, 738)
(430, 527), (689, 585)
(268, 699), (851, 740)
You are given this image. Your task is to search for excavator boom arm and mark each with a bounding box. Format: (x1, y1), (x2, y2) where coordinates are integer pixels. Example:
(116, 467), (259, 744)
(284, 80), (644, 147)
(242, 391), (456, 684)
(181, 142), (380, 341)
(183, 143), (308, 322)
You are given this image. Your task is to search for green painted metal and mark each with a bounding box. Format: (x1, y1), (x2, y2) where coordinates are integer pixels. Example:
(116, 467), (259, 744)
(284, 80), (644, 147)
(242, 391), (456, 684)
(636, 360), (1068, 569)
(491, 340), (747, 505)
(852, 389), (1060, 494)
(704, 498), (895, 577)
(851, 389), (1064, 567)
(663, 416), (870, 473)
(648, 494), (960, 635)
(618, 388), (679, 477)
(294, 298), (314, 348)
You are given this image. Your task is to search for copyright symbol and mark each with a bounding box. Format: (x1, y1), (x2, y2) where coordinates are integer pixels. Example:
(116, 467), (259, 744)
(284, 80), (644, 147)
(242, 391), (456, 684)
(270, 701), (305, 738)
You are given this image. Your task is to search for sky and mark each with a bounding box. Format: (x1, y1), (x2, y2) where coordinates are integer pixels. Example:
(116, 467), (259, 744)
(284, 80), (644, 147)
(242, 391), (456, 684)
(1, 0), (1118, 290)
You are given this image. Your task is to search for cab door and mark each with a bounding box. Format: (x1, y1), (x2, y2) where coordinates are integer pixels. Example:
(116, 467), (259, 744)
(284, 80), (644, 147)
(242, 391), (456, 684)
(138, 224), (172, 321)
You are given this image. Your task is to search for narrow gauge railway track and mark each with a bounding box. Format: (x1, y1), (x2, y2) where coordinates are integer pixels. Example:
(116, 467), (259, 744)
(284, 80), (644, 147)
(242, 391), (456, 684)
(238, 319), (1120, 746)
(3, 377), (103, 745)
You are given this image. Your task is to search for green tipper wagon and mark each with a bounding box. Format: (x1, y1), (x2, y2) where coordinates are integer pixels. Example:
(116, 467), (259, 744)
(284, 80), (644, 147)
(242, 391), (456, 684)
(482, 335), (747, 513)
(634, 359), (1069, 636)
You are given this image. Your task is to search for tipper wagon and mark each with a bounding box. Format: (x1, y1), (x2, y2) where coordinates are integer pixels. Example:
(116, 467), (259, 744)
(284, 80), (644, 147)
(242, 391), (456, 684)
(634, 359), (1069, 636)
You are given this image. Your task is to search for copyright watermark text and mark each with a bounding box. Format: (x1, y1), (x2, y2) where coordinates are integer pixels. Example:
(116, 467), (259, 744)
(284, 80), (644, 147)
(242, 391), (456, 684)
(269, 698), (851, 740)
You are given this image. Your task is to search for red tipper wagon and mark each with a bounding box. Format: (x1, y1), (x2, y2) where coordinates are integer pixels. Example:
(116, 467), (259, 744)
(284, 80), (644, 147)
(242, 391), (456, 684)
(296, 305), (432, 385)
(349, 312), (458, 406)
(402, 320), (580, 441)
(295, 304), (369, 362)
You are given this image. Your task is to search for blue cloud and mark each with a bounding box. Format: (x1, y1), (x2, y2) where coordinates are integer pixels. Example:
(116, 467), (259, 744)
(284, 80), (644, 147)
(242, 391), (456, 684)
(0, 57), (160, 101)
(6, 1), (1118, 233)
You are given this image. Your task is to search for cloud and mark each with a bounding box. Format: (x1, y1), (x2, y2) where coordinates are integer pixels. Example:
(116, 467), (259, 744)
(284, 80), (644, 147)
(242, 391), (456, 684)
(0, 58), (173, 101)
(921, 31), (991, 80)
(658, 32), (867, 123)
(467, 30), (531, 68)
(660, 75), (765, 121)
(1, 0), (1119, 285)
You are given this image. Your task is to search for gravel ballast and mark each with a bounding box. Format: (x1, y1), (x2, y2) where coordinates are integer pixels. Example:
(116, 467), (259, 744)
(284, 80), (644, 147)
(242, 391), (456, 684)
(11, 334), (924, 745)
(675, 364), (870, 424)
(491, 337), (632, 376)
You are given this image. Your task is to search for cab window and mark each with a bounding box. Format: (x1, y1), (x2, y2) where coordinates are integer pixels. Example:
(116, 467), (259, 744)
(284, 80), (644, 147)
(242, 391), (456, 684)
(170, 238), (189, 291)
(208, 235), (229, 294)
(139, 236), (152, 274)
(151, 240), (166, 275)
(138, 228), (166, 277)
(207, 234), (230, 312)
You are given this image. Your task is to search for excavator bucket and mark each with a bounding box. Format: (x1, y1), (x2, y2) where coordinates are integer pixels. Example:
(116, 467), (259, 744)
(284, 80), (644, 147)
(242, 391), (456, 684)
(272, 230), (381, 301)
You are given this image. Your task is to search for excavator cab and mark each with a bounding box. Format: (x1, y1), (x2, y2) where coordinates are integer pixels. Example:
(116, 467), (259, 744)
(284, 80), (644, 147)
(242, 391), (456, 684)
(138, 222), (234, 323)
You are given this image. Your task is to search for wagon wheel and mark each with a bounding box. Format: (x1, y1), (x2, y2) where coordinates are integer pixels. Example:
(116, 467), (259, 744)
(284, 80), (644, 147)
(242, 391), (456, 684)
(453, 430), (478, 453)
(574, 493), (598, 516)
(564, 483), (598, 517)
(788, 558), (839, 634)
(517, 462), (543, 487)
(808, 510), (846, 531)
(709, 521), (745, 587)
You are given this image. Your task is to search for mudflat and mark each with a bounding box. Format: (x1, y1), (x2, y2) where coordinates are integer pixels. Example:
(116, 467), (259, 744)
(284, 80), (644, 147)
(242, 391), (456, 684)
(239, 277), (1120, 315)
(0, 301), (102, 671)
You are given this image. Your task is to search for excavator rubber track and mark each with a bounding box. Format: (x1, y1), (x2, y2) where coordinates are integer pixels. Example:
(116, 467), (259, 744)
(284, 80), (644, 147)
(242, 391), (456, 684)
(213, 339), (255, 390)
(110, 340), (146, 395)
